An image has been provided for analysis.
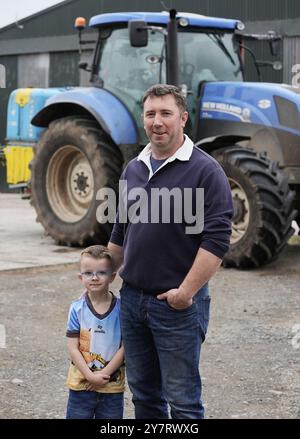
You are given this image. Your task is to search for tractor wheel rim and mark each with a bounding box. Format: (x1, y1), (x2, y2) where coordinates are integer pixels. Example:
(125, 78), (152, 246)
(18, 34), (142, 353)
(229, 177), (250, 244)
(46, 145), (94, 223)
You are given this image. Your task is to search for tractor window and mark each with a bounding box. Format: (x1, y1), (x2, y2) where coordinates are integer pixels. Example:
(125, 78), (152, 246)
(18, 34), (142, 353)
(96, 27), (242, 142)
(177, 32), (243, 128)
(97, 27), (166, 142)
(178, 32), (242, 87)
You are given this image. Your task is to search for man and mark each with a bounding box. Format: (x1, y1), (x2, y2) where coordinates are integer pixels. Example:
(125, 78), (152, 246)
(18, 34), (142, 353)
(108, 84), (233, 419)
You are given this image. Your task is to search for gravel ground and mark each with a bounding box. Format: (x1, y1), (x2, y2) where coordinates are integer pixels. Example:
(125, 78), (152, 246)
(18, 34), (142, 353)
(0, 242), (299, 419)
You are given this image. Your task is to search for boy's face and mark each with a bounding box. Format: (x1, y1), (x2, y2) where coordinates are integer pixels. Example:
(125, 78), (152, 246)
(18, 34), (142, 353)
(78, 255), (115, 295)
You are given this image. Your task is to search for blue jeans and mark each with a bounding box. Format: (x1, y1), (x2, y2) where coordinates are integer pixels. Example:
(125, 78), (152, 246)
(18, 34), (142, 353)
(120, 282), (211, 419)
(66, 390), (124, 419)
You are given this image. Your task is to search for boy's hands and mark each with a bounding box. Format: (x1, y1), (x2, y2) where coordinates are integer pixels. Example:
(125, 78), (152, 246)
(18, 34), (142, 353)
(86, 370), (110, 391)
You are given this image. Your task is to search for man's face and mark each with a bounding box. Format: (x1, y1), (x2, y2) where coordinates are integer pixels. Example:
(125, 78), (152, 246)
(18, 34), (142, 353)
(143, 94), (188, 154)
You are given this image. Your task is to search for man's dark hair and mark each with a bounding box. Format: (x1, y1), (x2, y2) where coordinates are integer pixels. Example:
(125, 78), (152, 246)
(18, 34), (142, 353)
(142, 84), (187, 113)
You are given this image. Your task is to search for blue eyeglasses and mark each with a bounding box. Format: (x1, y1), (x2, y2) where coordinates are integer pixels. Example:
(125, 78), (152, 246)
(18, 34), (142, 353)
(80, 271), (111, 280)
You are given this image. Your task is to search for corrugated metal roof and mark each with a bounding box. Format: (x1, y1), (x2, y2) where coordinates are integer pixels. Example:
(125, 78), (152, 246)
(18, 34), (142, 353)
(2, 0), (300, 40)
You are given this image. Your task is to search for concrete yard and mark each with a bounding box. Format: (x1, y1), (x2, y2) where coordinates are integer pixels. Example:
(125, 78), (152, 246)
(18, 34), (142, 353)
(0, 194), (81, 270)
(0, 193), (299, 419)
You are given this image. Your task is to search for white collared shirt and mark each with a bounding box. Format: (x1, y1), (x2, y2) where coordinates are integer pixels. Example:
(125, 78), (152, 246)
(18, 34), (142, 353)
(137, 135), (194, 180)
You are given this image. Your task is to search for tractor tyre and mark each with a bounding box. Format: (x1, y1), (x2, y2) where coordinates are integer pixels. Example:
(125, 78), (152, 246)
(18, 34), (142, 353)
(213, 147), (296, 268)
(30, 116), (123, 246)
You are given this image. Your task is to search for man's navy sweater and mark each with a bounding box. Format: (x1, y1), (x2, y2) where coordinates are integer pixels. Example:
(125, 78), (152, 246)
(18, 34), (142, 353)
(110, 146), (233, 291)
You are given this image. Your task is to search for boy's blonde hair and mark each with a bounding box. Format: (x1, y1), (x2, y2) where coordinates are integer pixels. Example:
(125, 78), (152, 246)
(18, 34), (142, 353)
(80, 245), (113, 264)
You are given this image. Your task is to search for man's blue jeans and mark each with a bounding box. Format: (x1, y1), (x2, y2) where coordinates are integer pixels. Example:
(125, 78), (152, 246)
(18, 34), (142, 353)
(66, 390), (124, 419)
(120, 282), (211, 419)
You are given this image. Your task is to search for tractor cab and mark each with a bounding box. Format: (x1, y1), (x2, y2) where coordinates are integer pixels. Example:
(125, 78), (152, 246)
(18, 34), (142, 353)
(79, 12), (243, 142)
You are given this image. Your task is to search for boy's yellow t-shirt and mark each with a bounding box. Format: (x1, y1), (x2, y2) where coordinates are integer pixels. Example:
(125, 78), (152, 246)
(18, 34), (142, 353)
(66, 292), (125, 393)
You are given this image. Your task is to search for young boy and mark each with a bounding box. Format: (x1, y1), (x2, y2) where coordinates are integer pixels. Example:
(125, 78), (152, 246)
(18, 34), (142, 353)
(65, 245), (125, 419)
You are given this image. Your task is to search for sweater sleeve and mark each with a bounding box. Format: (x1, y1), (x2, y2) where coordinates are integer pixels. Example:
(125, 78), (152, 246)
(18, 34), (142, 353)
(110, 210), (125, 246)
(109, 168), (128, 247)
(199, 166), (233, 259)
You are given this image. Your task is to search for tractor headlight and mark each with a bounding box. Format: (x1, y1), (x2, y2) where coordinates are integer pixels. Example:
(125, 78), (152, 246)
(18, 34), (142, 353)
(178, 17), (189, 27)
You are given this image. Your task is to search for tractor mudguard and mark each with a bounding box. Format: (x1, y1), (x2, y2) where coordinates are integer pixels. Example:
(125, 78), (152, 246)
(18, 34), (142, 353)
(31, 87), (138, 146)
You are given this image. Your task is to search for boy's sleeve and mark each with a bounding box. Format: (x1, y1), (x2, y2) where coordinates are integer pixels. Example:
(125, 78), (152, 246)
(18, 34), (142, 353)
(66, 304), (80, 338)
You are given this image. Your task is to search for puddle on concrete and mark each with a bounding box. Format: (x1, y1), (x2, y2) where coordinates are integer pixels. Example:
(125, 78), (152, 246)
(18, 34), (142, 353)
(52, 248), (79, 253)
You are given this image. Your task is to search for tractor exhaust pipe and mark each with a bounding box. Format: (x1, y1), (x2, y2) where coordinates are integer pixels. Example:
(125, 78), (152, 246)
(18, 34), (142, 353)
(166, 9), (179, 86)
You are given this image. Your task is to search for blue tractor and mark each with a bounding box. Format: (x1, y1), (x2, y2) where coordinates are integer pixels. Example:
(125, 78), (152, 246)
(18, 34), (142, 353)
(4, 10), (299, 268)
